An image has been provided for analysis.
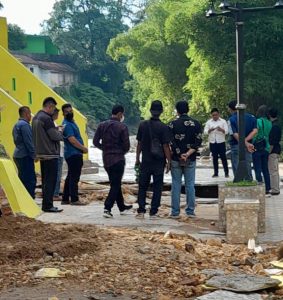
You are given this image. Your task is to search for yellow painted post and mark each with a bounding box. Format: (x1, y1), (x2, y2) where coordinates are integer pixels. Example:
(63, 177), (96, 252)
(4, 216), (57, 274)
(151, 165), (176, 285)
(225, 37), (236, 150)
(0, 17), (8, 50)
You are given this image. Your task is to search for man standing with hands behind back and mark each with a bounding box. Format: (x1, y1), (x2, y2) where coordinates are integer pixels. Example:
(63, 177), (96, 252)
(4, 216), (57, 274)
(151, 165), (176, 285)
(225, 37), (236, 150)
(204, 108), (229, 178)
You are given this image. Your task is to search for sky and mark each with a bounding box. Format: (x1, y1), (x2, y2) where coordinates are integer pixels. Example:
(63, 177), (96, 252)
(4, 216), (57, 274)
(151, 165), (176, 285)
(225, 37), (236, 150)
(1, 0), (57, 34)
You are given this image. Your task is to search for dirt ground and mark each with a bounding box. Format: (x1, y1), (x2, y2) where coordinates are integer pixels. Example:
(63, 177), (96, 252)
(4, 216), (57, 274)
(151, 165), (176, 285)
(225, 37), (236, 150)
(0, 215), (283, 300)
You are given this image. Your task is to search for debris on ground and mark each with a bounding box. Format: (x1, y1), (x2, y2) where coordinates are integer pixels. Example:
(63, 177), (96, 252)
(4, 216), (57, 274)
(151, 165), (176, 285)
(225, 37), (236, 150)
(0, 216), (282, 299)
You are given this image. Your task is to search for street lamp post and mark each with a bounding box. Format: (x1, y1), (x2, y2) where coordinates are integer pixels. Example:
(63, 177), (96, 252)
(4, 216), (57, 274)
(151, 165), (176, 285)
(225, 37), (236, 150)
(206, 1), (283, 182)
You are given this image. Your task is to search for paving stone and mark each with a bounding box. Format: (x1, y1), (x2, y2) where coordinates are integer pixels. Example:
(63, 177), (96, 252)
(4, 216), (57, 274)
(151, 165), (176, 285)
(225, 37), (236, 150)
(206, 274), (280, 292)
(196, 290), (262, 300)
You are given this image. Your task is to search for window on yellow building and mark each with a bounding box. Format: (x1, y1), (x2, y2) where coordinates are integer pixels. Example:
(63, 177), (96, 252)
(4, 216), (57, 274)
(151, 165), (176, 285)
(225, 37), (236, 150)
(12, 78), (16, 91)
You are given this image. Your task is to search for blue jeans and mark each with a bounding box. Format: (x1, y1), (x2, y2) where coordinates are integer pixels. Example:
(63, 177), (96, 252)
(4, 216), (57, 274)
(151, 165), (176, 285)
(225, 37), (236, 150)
(253, 150), (270, 192)
(54, 157), (64, 197)
(171, 159), (196, 216)
(230, 144), (253, 180)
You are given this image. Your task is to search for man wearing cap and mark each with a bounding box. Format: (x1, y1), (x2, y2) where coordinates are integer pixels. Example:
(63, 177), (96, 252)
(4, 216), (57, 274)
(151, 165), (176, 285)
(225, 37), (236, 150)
(135, 100), (171, 219)
(169, 100), (202, 219)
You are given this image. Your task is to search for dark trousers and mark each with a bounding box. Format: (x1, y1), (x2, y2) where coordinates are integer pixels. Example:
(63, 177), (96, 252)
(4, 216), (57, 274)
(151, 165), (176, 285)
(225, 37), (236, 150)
(253, 150), (271, 192)
(40, 159), (58, 210)
(63, 154), (83, 203)
(137, 162), (164, 215)
(14, 156), (36, 199)
(104, 160), (126, 212)
(210, 142), (229, 176)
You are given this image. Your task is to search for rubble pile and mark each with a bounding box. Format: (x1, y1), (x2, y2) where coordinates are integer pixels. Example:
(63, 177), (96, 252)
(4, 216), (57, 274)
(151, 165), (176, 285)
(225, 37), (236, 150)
(0, 216), (282, 299)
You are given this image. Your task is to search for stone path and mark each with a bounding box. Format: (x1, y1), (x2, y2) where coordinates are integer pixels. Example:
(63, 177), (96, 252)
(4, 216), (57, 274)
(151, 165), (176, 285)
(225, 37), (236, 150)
(258, 192), (283, 243)
(37, 187), (282, 243)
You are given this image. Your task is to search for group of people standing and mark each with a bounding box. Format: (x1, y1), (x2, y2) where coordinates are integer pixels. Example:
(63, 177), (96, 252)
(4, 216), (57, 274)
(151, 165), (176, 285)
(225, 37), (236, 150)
(12, 96), (281, 218)
(13, 97), (87, 213)
(204, 100), (281, 196)
(94, 99), (281, 220)
(94, 100), (202, 219)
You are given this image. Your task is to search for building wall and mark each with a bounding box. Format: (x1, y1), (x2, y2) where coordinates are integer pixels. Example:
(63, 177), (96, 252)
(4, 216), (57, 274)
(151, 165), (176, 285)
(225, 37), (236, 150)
(0, 44), (89, 159)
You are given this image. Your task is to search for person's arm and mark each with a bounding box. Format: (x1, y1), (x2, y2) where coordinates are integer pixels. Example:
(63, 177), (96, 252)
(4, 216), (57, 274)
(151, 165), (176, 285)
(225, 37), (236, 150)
(181, 122), (202, 160)
(121, 126), (130, 154)
(245, 128), (258, 143)
(93, 125), (103, 150)
(204, 121), (210, 135)
(67, 136), (88, 153)
(135, 124), (142, 165)
(136, 141), (142, 165)
(21, 124), (35, 159)
(45, 117), (63, 142)
(163, 143), (171, 173)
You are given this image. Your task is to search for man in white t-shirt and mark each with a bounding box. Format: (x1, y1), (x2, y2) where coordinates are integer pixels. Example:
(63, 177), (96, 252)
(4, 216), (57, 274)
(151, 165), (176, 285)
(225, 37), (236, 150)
(204, 108), (229, 178)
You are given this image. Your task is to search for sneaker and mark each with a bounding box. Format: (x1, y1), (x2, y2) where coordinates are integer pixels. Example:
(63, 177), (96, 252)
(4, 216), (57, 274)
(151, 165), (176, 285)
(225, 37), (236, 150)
(120, 204), (133, 215)
(212, 174), (219, 178)
(169, 215), (181, 219)
(103, 210), (113, 218)
(186, 214), (196, 218)
(271, 191), (280, 196)
(70, 200), (86, 206)
(265, 192), (272, 198)
(136, 213), (145, 219)
(149, 214), (161, 220)
(61, 201), (70, 205)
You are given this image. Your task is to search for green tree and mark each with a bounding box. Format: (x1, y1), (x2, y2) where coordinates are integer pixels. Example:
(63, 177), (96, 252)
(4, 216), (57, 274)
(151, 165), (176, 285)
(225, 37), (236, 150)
(44, 0), (141, 126)
(108, 0), (189, 121)
(8, 24), (27, 51)
(109, 0), (283, 121)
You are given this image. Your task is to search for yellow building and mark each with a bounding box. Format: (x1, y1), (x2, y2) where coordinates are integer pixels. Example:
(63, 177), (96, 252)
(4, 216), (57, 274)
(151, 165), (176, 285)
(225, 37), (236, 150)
(0, 17), (88, 160)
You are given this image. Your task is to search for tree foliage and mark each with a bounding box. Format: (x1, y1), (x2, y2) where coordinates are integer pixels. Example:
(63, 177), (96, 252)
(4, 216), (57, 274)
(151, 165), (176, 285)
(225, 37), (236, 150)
(109, 0), (283, 122)
(8, 24), (27, 51)
(44, 0), (143, 127)
(108, 0), (189, 121)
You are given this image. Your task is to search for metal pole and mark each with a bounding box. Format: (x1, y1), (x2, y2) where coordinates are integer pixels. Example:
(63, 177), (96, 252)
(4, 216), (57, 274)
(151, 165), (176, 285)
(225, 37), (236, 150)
(234, 6), (250, 182)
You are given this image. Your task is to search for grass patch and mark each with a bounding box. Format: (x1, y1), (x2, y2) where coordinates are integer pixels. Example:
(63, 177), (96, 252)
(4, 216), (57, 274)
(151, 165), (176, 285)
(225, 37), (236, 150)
(225, 180), (257, 187)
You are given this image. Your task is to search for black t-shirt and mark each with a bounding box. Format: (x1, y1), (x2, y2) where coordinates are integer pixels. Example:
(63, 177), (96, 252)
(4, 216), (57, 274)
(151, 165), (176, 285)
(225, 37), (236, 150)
(136, 117), (170, 164)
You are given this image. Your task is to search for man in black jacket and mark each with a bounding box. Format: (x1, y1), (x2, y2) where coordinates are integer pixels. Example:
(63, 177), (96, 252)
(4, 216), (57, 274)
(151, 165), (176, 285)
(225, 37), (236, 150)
(268, 108), (282, 196)
(32, 97), (63, 213)
(135, 100), (171, 219)
(169, 101), (202, 219)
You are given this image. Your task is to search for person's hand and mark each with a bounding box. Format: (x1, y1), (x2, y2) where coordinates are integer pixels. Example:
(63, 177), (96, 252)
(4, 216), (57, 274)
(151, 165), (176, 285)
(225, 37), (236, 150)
(181, 153), (189, 161)
(246, 142), (255, 153)
(165, 161), (171, 174)
(208, 128), (215, 133)
(82, 147), (88, 154)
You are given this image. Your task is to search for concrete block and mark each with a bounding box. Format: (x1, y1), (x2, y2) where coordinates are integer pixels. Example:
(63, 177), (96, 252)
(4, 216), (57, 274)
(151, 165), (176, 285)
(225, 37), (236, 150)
(218, 185), (265, 233)
(224, 198), (259, 244)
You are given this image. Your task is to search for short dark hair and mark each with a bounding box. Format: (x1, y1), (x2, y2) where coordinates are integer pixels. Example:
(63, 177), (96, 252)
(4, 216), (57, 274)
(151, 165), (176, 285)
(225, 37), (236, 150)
(112, 104), (124, 115)
(43, 97), (57, 107)
(256, 105), (268, 118)
(211, 108), (219, 114)
(268, 107), (278, 119)
(176, 100), (189, 114)
(19, 106), (30, 117)
(228, 100), (237, 111)
(62, 103), (72, 113)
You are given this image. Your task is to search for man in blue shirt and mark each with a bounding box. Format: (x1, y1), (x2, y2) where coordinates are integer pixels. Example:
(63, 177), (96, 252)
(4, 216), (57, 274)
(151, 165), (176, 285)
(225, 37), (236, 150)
(13, 106), (36, 198)
(61, 103), (88, 205)
(228, 100), (258, 180)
